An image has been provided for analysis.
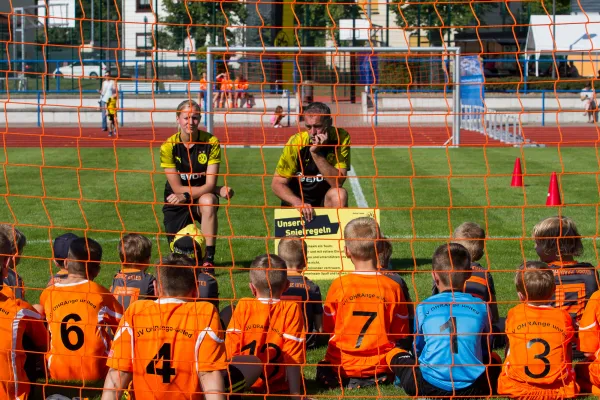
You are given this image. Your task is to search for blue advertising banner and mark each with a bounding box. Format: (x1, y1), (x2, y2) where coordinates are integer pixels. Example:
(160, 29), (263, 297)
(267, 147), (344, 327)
(359, 55), (378, 85)
(459, 56), (485, 108)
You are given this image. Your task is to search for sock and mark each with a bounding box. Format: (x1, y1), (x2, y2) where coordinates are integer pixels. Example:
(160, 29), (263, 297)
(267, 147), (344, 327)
(205, 246), (216, 262)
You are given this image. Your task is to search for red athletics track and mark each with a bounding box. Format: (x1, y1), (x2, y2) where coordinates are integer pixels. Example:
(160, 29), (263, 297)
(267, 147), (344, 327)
(1, 125), (599, 147)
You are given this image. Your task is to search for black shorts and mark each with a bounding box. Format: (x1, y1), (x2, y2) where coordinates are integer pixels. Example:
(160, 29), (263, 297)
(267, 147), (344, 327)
(281, 196), (325, 208)
(316, 360), (391, 390)
(222, 364), (246, 394)
(163, 195), (219, 240)
(108, 113), (116, 122)
(390, 351), (500, 398)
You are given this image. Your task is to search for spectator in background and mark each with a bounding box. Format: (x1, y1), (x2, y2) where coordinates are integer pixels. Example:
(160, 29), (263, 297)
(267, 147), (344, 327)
(234, 74), (250, 108)
(581, 83), (597, 123)
(213, 72), (226, 109)
(99, 72), (116, 132)
(597, 69), (600, 79)
(198, 72), (207, 109)
(568, 61), (580, 78)
(271, 105), (285, 128)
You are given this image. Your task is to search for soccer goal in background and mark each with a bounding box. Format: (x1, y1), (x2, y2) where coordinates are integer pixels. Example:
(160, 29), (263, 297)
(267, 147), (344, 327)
(204, 46), (463, 146)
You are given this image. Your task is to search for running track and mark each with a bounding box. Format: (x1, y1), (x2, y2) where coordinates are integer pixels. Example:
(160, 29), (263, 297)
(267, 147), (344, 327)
(1, 125), (599, 147)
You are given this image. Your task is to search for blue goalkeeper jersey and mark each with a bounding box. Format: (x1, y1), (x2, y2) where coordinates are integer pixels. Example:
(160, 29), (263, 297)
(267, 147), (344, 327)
(415, 290), (490, 391)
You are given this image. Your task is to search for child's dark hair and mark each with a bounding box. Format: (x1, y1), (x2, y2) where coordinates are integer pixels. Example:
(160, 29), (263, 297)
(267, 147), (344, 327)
(67, 238), (103, 279)
(157, 253), (197, 297)
(275, 106), (283, 114)
(432, 243), (472, 289)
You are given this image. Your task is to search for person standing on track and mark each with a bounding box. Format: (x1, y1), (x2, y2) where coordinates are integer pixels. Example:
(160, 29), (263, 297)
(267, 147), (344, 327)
(271, 102), (350, 222)
(160, 100), (233, 270)
(99, 72), (116, 132)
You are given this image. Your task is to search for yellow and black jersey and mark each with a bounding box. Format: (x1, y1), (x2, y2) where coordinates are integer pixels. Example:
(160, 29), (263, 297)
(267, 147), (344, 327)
(160, 130), (221, 200)
(275, 128), (350, 206)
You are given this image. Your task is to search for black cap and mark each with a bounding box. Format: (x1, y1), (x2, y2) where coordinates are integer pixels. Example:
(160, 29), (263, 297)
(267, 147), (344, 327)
(53, 233), (79, 263)
(172, 235), (203, 260)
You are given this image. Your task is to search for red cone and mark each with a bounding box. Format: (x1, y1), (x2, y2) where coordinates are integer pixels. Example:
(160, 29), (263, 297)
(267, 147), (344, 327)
(511, 158), (524, 187)
(546, 172), (562, 206)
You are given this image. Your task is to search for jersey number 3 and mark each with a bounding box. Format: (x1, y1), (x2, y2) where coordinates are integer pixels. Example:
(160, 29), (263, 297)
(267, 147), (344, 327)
(525, 338), (551, 379)
(146, 343), (177, 383)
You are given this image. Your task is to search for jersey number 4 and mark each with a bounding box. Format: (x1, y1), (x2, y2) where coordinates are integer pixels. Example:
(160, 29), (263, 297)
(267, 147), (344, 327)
(146, 343), (177, 383)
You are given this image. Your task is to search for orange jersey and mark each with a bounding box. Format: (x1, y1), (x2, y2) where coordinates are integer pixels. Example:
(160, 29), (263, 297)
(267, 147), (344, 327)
(0, 290), (47, 399)
(579, 290), (600, 388)
(107, 298), (226, 399)
(323, 271), (410, 378)
(498, 303), (578, 399)
(225, 298), (305, 394)
(221, 79), (233, 91)
(40, 280), (123, 382)
(199, 78), (207, 91)
(235, 79), (248, 90)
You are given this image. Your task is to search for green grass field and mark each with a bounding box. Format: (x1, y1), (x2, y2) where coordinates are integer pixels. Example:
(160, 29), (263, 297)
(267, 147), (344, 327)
(3, 146), (599, 399)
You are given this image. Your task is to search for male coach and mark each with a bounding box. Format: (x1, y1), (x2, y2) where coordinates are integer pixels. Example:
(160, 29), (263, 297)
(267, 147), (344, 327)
(271, 102), (350, 222)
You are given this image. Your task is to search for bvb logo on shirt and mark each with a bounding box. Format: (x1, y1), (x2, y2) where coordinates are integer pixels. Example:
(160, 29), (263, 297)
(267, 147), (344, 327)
(327, 153), (336, 164)
(198, 153), (208, 164)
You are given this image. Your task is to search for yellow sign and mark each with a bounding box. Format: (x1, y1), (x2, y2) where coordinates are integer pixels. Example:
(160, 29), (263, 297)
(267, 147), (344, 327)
(274, 208), (380, 281)
(198, 153), (207, 164)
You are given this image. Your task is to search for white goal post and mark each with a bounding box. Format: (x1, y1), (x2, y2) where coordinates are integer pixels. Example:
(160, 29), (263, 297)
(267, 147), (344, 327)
(206, 46), (461, 145)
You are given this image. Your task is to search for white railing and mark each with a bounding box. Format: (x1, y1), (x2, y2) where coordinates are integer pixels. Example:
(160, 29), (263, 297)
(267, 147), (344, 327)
(461, 105), (529, 145)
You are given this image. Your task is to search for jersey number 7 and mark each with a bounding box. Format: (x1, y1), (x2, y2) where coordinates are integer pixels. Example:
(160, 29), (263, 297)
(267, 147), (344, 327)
(352, 311), (377, 348)
(146, 343), (176, 383)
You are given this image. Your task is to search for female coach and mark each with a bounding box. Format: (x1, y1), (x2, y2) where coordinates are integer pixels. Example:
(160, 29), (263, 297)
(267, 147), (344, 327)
(160, 100), (233, 270)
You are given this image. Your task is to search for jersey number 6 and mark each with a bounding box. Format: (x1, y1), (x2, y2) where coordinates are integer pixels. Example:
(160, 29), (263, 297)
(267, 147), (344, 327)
(60, 313), (84, 351)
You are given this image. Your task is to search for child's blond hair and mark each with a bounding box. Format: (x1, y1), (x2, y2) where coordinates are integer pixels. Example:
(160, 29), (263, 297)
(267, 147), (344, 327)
(452, 222), (485, 262)
(515, 261), (556, 302)
(533, 216), (583, 258)
(277, 236), (307, 269)
(344, 217), (380, 261)
(249, 254), (288, 296)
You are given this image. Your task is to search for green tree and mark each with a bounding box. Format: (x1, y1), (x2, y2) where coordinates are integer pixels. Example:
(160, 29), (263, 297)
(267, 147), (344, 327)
(35, 0), (122, 49)
(161, 0), (247, 49)
(528, 0), (571, 15)
(391, 0), (494, 44)
(293, 0), (355, 46)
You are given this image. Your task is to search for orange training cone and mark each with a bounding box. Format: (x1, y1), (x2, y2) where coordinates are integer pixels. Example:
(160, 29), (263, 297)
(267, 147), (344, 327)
(546, 172), (562, 206)
(511, 158), (524, 187)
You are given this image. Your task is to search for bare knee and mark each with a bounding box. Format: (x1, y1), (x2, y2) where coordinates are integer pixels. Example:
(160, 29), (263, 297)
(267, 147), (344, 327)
(197, 193), (218, 215)
(324, 187), (348, 208)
